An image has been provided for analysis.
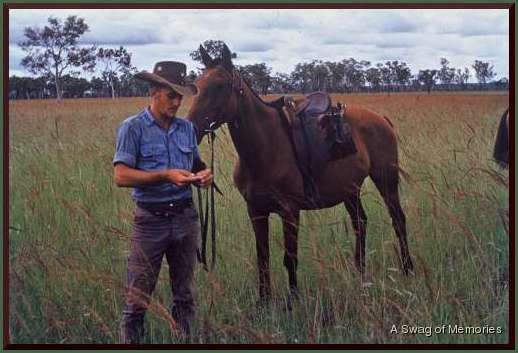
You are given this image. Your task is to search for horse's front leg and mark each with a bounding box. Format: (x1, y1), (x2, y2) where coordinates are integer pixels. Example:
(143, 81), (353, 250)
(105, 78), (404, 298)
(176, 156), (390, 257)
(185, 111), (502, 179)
(281, 209), (300, 298)
(247, 204), (271, 303)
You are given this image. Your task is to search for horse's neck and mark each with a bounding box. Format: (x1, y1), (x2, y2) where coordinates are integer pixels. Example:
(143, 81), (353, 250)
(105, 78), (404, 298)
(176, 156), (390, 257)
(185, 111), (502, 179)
(228, 86), (287, 174)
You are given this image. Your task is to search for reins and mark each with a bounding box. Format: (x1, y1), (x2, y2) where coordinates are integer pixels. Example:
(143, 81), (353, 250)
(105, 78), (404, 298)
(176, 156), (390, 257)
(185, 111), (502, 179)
(197, 122), (217, 271)
(196, 68), (244, 272)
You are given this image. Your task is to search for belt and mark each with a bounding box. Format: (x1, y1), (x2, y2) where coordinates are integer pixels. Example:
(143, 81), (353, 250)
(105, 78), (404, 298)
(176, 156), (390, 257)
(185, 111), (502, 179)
(136, 198), (193, 217)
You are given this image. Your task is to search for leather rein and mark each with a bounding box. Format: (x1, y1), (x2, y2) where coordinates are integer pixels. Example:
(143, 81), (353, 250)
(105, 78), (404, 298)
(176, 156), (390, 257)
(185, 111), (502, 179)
(197, 126), (217, 272)
(197, 68), (244, 272)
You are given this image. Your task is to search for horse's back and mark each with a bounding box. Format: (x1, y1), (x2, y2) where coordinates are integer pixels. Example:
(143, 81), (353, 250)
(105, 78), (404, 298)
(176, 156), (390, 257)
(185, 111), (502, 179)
(344, 105), (399, 172)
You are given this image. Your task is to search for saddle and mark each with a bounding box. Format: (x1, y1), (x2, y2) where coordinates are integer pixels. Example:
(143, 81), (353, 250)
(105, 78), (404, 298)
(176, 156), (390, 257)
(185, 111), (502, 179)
(279, 91), (357, 200)
(291, 91), (331, 115)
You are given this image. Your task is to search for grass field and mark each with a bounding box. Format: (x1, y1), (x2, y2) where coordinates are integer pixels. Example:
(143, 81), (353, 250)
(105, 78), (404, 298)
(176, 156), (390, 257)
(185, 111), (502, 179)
(8, 92), (509, 344)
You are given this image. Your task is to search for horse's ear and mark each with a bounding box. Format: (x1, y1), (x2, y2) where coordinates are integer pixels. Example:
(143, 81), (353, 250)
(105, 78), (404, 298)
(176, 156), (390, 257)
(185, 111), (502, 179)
(199, 45), (215, 68)
(221, 44), (234, 72)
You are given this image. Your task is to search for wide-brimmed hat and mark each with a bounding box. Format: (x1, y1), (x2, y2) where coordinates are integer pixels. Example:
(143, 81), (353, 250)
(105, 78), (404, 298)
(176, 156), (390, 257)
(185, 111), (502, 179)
(135, 61), (197, 96)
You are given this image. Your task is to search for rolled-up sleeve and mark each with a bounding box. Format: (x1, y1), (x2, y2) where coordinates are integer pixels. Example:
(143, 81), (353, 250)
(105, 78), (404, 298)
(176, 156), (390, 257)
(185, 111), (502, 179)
(113, 122), (139, 168)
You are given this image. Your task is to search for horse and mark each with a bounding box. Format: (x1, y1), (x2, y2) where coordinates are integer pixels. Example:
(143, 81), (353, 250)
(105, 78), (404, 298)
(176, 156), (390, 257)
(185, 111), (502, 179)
(493, 107), (509, 169)
(187, 44), (414, 302)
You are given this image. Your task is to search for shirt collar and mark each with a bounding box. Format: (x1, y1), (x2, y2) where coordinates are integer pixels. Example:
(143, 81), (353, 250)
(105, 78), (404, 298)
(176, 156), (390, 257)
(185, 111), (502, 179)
(143, 107), (156, 127)
(143, 107), (180, 132)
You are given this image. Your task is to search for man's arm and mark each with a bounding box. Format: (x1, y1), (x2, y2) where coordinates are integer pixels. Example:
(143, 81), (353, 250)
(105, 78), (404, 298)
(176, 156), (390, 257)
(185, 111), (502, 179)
(114, 163), (202, 188)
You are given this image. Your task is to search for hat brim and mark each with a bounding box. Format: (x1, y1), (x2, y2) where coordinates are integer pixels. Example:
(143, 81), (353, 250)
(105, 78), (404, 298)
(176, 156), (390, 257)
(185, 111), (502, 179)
(135, 71), (198, 96)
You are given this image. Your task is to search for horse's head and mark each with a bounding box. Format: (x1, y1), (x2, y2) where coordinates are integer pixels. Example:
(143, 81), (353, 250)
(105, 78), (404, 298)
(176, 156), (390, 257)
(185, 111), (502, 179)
(187, 44), (240, 144)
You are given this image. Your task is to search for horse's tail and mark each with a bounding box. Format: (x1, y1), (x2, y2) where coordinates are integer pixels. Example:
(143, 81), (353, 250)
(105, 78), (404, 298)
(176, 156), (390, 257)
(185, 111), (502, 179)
(493, 108), (509, 168)
(383, 116), (394, 128)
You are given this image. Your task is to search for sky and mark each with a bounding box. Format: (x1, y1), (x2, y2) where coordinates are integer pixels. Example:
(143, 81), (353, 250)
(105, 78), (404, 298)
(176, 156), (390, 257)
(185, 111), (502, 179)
(9, 8), (510, 81)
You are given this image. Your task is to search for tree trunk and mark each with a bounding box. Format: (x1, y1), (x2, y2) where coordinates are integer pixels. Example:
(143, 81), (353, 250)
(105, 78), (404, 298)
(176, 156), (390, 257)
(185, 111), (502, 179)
(55, 74), (63, 101)
(110, 81), (116, 99)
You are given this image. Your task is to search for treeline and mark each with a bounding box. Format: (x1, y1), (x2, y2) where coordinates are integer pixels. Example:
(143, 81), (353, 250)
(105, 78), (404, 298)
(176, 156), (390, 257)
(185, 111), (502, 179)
(9, 59), (509, 100)
(9, 73), (149, 100)
(8, 18), (509, 100)
(232, 58), (509, 95)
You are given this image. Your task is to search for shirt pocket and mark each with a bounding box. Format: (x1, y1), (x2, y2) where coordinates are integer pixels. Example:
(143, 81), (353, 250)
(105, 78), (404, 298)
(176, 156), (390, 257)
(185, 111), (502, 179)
(176, 143), (194, 171)
(139, 143), (168, 170)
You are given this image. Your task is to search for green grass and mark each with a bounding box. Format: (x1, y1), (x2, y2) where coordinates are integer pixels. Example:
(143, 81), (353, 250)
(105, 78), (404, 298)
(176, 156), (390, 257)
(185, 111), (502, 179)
(8, 93), (509, 344)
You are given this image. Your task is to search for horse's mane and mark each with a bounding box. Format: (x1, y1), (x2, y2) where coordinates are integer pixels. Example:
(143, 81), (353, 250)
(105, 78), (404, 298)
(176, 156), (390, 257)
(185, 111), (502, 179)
(204, 63), (292, 133)
(238, 72), (274, 108)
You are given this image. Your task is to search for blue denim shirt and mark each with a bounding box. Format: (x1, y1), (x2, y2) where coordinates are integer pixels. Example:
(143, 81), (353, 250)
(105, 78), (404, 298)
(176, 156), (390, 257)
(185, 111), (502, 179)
(113, 108), (200, 203)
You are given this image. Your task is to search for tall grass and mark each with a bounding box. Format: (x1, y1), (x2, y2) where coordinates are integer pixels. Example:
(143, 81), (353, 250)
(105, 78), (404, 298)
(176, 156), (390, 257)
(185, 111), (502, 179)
(8, 93), (509, 344)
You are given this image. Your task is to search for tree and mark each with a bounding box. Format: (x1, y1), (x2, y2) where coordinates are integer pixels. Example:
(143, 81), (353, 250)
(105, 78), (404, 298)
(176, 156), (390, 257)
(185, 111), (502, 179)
(417, 69), (438, 94)
(324, 61), (345, 93)
(342, 58), (369, 92)
(390, 61), (412, 91)
(89, 77), (106, 97)
(190, 40), (237, 64)
(365, 67), (382, 91)
(472, 60), (496, 85)
(438, 58), (456, 88)
(291, 62), (312, 93)
(61, 74), (90, 98)
(96, 46), (134, 98)
(454, 67), (470, 88)
(9, 76), (49, 99)
(117, 69), (148, 97)
(19, 16), (96, 101)
(270, 72), (292, 94)
(237, 63), (272, 95)
(308, 60), (329, 92)
(377, 62), (393, 92)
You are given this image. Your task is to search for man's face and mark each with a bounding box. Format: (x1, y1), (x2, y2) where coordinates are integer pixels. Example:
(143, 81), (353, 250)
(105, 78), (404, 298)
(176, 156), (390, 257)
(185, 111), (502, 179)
(153, 87), (183, 119)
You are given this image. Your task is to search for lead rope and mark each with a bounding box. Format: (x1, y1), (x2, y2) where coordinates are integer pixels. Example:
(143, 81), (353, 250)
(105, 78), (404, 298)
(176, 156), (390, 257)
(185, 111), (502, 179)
(198, 122), (217, 271)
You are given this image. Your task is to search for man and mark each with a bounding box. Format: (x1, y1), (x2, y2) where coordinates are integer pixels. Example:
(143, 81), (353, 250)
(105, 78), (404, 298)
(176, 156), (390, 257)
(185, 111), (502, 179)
(113, 61), (213, 343)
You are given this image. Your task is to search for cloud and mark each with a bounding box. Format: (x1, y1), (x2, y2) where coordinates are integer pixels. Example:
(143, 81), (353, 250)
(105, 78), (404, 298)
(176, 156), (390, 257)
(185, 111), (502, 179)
(9, 46), (26, 72)
(8, 8), (510, 80)
(378, 15), (420, 33)
(234, 41), (274, 53)
(81, 22), (165, 45)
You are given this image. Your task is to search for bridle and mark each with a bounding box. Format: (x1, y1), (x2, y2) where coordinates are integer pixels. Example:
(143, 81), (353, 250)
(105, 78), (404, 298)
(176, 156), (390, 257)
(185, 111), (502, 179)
(201, 68), (245, 131)
(197, 67), (244, 272)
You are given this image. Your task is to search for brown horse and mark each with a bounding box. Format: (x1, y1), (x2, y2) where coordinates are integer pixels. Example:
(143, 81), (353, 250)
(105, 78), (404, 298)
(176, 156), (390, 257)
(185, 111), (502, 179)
(187, 44), (414, 302)
(493, 107), (509, 169)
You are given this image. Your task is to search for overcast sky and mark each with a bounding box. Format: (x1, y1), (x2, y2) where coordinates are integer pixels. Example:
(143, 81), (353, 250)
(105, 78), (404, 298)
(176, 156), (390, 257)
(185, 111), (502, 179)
(9, 8), (510, 81)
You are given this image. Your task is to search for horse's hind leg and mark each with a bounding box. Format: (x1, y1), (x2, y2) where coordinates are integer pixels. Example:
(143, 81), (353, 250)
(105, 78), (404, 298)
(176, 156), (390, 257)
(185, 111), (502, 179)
(371, 169), (414, 274)
(344, 193), (368, 273)
(280, 209), (300, 297)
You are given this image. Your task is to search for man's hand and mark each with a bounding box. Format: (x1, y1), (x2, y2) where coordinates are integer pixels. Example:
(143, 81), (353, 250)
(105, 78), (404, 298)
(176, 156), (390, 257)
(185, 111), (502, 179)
(194, 169), (213, 189)
(165, 169), (203, 186)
